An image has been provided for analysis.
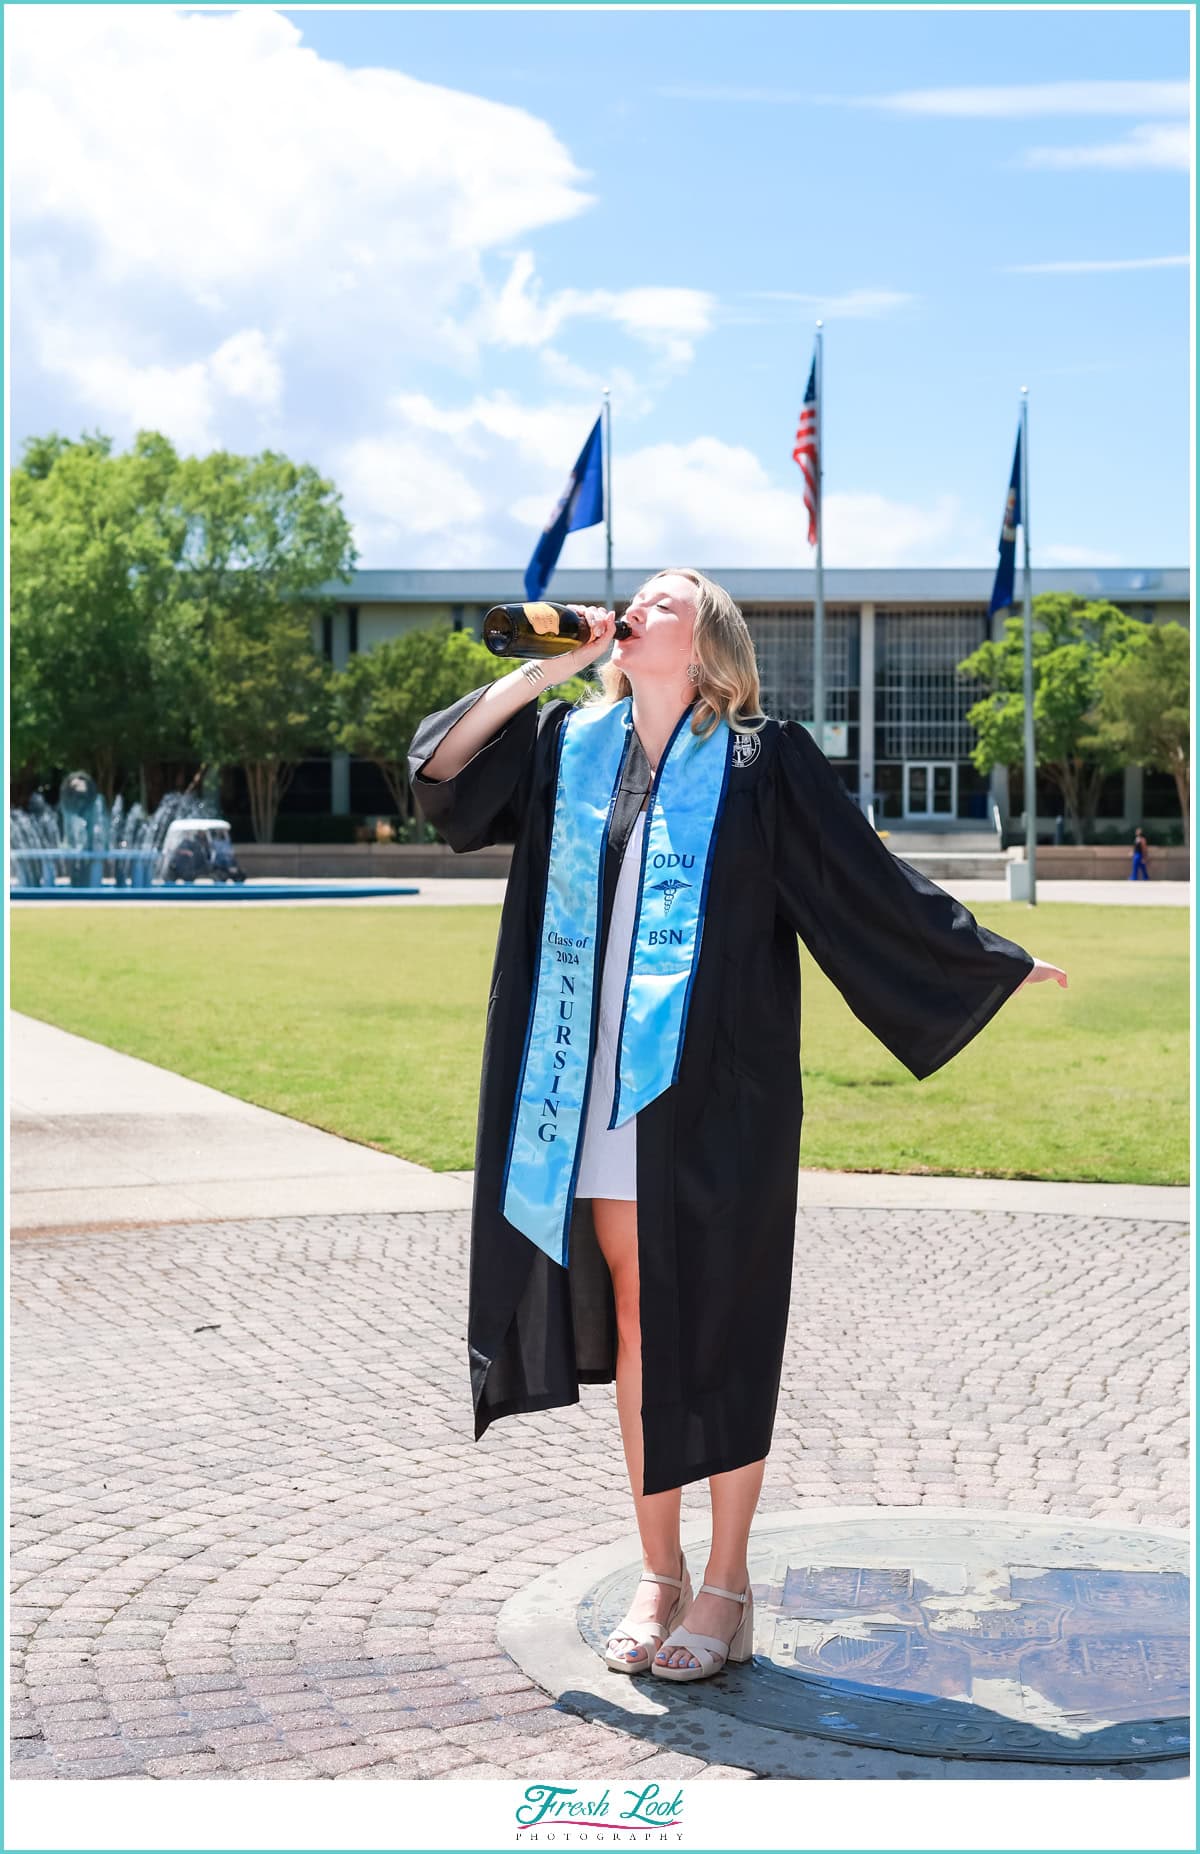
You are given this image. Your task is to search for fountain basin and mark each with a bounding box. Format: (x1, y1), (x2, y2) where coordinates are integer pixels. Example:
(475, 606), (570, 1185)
(12, 881), (418, 902)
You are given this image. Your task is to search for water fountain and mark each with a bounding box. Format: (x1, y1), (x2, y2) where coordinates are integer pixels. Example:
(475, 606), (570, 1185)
(10, 773), (210, 890)
(9, 772), (418, 902)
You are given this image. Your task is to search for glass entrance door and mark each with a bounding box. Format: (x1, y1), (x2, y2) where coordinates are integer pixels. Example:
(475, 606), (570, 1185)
(904, 762), (956, 819)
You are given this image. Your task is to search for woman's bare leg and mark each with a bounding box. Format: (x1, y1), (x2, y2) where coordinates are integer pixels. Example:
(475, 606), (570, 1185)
(654, 1457), (765, 1669)
(591, 1196), (684, 1659)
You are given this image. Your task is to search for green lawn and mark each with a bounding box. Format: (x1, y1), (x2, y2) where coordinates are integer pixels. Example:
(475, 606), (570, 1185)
(10, 901), (1188, 1185)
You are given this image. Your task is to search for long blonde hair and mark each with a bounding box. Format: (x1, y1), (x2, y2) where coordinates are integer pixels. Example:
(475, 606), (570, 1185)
(576, 568), (767, 743)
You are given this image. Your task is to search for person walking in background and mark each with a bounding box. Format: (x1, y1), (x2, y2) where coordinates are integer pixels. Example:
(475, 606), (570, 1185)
(1131, 824), (1151, 880)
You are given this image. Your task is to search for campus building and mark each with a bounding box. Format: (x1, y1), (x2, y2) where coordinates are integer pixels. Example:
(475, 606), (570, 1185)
(286, 566), (1189, 836)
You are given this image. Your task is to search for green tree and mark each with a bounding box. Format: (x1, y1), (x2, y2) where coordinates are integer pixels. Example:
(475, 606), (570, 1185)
(1085, 621), (1190, 845)
(332, 629), (504, 820)
(206, 606), (333, 843)
(958, 593), (1149, 843)
(10, 431), (357, 827)
(332, 628), (591, 822)
(176, 446), (356, 839)
(18, 428), (111, 480)
(177, 447), (354, 618)
(10, 430), (196, 800)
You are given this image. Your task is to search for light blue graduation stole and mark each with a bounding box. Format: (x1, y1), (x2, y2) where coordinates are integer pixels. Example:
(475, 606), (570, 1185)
(501, 695), (733, 1266)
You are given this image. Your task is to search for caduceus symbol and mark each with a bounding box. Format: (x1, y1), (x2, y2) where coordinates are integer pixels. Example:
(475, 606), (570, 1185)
(649, 878), (692, 917)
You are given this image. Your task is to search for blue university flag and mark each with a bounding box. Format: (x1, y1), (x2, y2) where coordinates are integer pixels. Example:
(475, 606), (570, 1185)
(989, 426), (1022, 615)
(524, 415), (605, 601)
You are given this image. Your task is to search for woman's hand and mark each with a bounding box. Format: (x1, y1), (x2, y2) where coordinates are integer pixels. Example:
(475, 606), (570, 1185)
(540, 606), (618, 687)
(1017, 958), (1068, 989)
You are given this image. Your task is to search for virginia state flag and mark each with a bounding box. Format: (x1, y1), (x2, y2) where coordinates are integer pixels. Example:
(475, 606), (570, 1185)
(989, 426), (1022, 615)
(524, 415), (604, 601)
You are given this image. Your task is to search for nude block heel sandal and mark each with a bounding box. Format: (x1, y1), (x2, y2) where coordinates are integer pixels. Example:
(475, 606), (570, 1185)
(603, 1555), (693, 1675)
(650, 1579), (754, 1681)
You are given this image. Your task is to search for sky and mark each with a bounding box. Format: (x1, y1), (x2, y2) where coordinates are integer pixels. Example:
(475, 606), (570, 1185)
(7, 3), (1193, 573)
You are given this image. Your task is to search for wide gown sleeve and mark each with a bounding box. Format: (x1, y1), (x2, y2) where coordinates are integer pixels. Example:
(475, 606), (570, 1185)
(770, 719), (1035, 1080)
(406, 682), (572, 853)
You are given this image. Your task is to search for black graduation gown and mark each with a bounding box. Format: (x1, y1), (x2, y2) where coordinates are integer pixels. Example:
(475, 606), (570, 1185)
(406, 683), (1035, 1497)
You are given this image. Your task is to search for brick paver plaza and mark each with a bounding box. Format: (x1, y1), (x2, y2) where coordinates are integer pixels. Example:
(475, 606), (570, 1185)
(9, 1199), (1189, 1780)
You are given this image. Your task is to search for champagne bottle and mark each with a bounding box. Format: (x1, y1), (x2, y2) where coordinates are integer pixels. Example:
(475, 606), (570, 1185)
(482, 601), (631, 659)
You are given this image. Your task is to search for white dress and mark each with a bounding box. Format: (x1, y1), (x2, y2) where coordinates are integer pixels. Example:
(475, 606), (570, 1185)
(574, 807), (646, 1201)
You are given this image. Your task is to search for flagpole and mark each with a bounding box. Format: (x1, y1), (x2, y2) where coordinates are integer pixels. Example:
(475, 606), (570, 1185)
(813, 320), (825, 753)
(603, 388), (614, 612)
(1020, 386), (1036, 905)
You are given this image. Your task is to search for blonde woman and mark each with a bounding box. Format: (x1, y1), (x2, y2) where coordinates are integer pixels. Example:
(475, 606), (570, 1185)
(407, 570), (1064, 1682)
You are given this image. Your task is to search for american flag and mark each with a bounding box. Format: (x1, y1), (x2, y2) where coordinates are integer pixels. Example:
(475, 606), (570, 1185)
(791, 355), (819, 545)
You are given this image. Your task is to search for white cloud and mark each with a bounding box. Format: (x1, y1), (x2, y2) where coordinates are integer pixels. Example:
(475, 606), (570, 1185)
(657, 80), (1191, 187)
(8, 6), (590, 311)
(538, 347), (609, 393)
(388, 388), (617, 473)
(1039, 543), (1124, 568)
(7, 0), (597, 425)
(1021, 122), (1190, 172)
(599, 441), (980, 566)
(477, 251), (714, 366)
(40, 341), (217, 455)
(741, 288), (916, 319)
(657, 79), (1189, 117)
(9, 6), (720, 452)
(18, 288), (285, 451)
(209, 329), (285, 409)
(537, 347), (645, 405)
(862, 81), (1189, 119)
(338, 392), (993, 569)
(334, 388), (610, 564)
(332, 433), (488, 564)
(1002, 254), (1189, 274)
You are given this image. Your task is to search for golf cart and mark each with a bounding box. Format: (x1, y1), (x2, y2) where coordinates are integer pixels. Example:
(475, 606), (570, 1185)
(160, 818), (247, 885)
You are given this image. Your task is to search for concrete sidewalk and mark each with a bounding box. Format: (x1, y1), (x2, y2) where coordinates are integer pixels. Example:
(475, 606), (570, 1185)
(9, 1012), (1188, 1233)
(9, 1013), (473, 1234)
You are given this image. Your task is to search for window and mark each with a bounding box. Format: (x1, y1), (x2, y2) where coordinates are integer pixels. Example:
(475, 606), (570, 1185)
(875, 607), (991, 760)
(740, 605), (859, 729)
